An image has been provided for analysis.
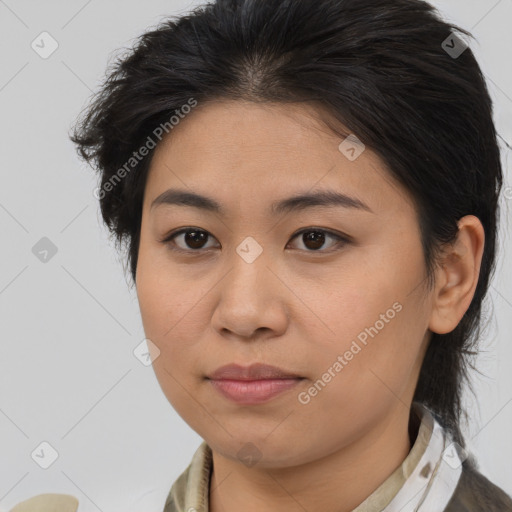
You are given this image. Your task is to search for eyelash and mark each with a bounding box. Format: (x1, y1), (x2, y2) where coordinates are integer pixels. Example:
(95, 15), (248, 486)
(159, 227), (351, 255)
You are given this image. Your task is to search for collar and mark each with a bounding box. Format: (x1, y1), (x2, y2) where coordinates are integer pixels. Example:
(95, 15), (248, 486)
(164, 402), (463, 512)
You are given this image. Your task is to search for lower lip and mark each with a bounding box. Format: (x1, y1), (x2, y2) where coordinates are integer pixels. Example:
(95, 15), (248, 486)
(208, 378), (303, 404)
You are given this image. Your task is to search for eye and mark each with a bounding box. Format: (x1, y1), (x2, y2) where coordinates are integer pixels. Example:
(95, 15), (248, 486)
(287, 227), (350, 252)
(159, 227), (350, 254)
(160, 227), (219, 253)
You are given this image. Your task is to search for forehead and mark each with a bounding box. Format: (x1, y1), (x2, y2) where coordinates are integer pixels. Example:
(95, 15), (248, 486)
(143, 100), (415, 218)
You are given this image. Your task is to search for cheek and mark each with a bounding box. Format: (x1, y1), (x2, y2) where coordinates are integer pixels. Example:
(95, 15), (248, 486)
(136, 266), (169, 340)
(295, 260), (402, 350)
(135, 254), (213, 371)
(136, 261), (207, 415)
(136, 243), (191, 333)
(299, 254), (426, 401)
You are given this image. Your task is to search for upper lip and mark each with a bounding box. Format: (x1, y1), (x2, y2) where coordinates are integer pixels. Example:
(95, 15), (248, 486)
(207, 363), (302, 380)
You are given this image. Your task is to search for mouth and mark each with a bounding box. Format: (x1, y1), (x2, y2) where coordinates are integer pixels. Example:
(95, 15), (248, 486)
(206, 363), (304, 405)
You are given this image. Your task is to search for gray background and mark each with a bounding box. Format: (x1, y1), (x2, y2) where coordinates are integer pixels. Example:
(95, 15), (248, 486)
(0, 0), (511, 510)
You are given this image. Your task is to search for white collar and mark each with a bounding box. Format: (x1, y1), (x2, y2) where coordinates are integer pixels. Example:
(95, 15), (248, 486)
(378, 402), (463, 511)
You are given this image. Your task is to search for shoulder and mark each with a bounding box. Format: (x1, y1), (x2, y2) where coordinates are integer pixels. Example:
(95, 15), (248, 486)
(445, 459), (512, 511)
(7, 493), (79, 512)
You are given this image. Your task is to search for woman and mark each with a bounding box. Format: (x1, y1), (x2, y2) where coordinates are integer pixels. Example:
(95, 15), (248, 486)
(66, 0), (512, 510)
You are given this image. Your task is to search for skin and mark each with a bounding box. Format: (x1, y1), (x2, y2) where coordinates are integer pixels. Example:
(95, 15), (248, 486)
(135, 100), (485, 512)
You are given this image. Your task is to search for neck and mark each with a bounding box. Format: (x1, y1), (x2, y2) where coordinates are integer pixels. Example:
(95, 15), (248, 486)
(209, 404), (417, 512)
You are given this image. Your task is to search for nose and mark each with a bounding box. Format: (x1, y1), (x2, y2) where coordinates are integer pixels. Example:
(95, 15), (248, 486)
(210, 246), (289, 341)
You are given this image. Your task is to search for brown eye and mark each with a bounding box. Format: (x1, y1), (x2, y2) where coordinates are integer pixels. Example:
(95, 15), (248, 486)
(161, 228), (219, 253)
(301, 230), (326, 250)
(181, 229), (209, 249)
(288, 228), (349, 252)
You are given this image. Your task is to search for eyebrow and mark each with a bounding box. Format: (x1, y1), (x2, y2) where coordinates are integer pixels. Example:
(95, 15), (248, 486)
(150, 188), (374, 215)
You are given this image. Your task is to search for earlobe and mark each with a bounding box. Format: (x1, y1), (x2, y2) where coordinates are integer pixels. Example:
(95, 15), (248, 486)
(428, 215), (485, 335)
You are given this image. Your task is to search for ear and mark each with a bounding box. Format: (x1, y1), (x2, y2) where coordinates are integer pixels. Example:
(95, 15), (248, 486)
(428, 215), (485, 335)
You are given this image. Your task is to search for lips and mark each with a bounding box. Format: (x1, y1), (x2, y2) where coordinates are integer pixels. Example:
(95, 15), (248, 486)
(207, 362), (302, 380)
(206, 363), (304, 405)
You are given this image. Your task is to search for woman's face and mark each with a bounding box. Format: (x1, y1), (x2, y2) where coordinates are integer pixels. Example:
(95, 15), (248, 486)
(136, 100), (435, 467)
